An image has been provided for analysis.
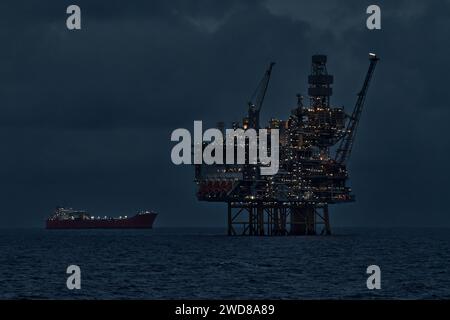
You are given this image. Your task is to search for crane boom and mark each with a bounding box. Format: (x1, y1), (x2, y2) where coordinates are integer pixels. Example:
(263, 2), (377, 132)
(335, 53), (379, 164)
(248, 62), (275, 129)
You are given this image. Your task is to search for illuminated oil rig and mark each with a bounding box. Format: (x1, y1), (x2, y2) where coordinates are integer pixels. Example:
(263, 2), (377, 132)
(195, 54), (379, 235)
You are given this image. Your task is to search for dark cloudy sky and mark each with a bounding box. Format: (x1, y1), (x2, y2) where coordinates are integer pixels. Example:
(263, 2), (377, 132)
(0, 0), (449, 227)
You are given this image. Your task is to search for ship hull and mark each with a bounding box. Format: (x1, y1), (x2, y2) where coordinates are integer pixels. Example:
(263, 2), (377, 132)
(46, 213), (157, 229)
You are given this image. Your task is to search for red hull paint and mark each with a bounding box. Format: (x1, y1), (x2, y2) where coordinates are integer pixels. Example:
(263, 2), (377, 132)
(46, 213), (157, 229)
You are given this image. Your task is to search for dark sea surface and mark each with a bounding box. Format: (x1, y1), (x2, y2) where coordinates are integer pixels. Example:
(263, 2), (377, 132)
(0, 227), (449, 299)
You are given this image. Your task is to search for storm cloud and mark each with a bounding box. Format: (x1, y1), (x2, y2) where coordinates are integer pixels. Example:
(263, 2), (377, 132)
(0, 0), (449, 227)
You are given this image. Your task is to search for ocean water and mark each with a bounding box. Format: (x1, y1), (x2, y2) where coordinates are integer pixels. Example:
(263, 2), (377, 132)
(0, 227), (449, 299)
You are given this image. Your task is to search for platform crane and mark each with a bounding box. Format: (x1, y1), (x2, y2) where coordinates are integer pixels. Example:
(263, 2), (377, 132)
(335, 53), (379, 164)
(247, 62), (276, 129)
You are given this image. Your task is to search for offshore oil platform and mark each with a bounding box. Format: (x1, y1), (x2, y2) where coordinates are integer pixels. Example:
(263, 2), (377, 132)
(195, 53), (379, 235)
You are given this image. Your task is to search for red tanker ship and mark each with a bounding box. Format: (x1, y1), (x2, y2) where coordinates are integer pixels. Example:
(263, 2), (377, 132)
(46, 207), (157, 229)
